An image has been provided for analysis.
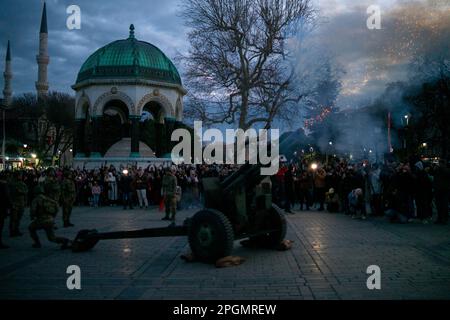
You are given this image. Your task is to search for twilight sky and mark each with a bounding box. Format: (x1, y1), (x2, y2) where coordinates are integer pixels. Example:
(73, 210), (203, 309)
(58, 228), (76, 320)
(0, 0), (449, 110)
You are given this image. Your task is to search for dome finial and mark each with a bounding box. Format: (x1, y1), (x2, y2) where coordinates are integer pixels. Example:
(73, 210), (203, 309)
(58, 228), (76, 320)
(129, 24), (135, 39)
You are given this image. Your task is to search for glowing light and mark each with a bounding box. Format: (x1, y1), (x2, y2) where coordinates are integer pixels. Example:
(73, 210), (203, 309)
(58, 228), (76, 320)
(31, 153), (37, 159)
(311, 163), (318, 170)
(304, 106), (333, 129)
(122, 169), (129, 175)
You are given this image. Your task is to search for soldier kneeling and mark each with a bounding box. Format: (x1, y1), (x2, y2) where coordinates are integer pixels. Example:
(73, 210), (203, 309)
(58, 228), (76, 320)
(29, 186), (71, 249)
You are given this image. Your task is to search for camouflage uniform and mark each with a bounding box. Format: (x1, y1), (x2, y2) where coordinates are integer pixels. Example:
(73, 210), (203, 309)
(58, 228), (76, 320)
(162, 171), (178, 221)
(60, 175), (76, 227)
(28, 186), (69, 249)
(0, 176), (12, 248)
(9, 178), (28, 237)
(43, 176), (61, 202)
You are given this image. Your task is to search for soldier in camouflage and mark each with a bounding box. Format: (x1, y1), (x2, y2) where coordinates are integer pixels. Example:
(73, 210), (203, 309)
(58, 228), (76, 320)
(9, 171), (28, 237)
(60, 170), (76, 228)
(161, 167), (178, 223)
(0, 172), (12, 249)
(28, 185), (70, 249)
(42, 168), (61, 202)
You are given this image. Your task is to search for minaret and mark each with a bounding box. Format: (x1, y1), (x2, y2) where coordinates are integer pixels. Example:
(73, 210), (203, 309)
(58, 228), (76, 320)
(35, 2), (49, 96)
(2, 40), (12, 106)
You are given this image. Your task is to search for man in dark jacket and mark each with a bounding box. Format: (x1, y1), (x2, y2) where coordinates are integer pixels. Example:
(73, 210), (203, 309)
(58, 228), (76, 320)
(434, 159), (450, 225)
(284, 165), (295, 214)
(0, 172), (12, 249)
(120, 169), (134, 210)
(414, 161), (433, 223)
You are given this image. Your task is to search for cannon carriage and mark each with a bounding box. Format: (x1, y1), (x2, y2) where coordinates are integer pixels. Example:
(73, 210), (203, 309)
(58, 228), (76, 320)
(72, 161), (287, 262)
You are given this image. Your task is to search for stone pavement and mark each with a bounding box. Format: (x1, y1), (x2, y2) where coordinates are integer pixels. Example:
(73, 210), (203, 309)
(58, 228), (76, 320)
(1, 206), (449, 300)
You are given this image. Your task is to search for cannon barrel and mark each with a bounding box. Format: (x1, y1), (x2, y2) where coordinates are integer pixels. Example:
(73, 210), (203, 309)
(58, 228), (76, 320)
(220, 134), (299, 193)
(72, 225), (188, 252)
(90, 226), (188, 240)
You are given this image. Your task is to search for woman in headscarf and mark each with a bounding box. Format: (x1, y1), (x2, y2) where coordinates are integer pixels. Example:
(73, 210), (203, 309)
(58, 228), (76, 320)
(106, 171), (118, 206)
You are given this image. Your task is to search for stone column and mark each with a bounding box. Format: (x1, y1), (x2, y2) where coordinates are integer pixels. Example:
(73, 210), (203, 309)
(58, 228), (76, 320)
(74, 119), (86, 157)
(3, 40), (12, 106)
(163, 117), (176, 158)
(130, 116), (140, 158)
(90, 116), (102, 158)
(155, 122), (163, 158)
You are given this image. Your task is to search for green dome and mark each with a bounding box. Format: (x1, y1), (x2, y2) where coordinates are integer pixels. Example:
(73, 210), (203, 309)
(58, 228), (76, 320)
(76, 25), (181, 85)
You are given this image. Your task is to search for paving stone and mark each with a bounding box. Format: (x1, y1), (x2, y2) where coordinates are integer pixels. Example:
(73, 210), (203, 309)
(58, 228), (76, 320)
(1, 206), (449, 299)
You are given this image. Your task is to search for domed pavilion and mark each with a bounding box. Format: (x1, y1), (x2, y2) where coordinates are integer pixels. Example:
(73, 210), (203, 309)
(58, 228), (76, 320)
(72, 24), (186, 168)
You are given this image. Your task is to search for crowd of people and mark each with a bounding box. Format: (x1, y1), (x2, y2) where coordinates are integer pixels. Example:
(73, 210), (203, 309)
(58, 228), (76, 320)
(273, 158), (450, 225)
(0, 163), (240, 249)
(0, 157), (448, 249)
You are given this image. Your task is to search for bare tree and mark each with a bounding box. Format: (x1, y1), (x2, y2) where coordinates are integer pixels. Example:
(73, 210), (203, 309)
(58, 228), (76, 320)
(180, 0), (314, 130)
(12, 91), (75, 163)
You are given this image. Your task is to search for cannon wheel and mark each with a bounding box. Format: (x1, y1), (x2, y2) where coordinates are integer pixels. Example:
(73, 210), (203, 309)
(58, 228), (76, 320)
(71, 229), (100, 252)
(250, 205), (287, 247)
(188, 209), (234, 263)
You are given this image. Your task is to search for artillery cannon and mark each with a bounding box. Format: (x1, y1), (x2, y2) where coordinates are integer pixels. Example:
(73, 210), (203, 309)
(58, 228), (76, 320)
(72, 143), (293, 262)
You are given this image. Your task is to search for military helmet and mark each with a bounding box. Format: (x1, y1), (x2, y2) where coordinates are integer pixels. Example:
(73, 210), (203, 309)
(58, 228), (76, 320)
(34, 185), (45, 195)
(13, 171), (23, 179)
(46, 167), (56, 177)
(64, 169), (73, 178)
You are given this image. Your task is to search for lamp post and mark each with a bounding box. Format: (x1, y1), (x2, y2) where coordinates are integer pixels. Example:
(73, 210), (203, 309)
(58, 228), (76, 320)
(0, 102), (9, 169)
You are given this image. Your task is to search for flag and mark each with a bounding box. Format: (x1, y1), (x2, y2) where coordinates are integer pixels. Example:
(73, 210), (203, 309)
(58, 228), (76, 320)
(387, 112), (392, 153)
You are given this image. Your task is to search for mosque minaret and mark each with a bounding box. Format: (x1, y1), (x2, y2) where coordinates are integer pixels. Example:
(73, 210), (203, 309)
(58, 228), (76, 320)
(35, 2), (49, 96)
(2, 40), (12, 106)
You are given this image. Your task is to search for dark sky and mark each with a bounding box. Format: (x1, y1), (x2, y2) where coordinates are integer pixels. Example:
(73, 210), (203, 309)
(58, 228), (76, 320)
(0, 0), (188, 95)
(0, 0), (449, 109)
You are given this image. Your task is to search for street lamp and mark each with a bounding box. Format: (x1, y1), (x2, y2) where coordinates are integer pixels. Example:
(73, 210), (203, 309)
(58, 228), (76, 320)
(404, 114), (410, 126)
(0, 101), (9, 168)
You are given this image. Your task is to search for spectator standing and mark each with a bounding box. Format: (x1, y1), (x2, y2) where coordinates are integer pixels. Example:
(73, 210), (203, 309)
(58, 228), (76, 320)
(106, 172), (118, 206)
(91, 181), (101, 207)
(120, 170), (134, 210)
(433, 159), (450, 225)
(134, 170), (149, 209)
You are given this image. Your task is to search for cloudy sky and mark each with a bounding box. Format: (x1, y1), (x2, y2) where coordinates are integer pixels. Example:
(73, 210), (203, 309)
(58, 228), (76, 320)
(0, 0), (449, 110)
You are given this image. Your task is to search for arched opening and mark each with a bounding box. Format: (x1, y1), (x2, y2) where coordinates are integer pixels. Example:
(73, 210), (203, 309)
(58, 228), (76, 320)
(100, 99), (130, 155)
(75, 102), (90, 157)
(140, 101), (166, 157)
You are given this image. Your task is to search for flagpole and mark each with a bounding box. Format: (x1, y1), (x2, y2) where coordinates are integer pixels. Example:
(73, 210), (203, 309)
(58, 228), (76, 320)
(387, 112), (392, 153)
